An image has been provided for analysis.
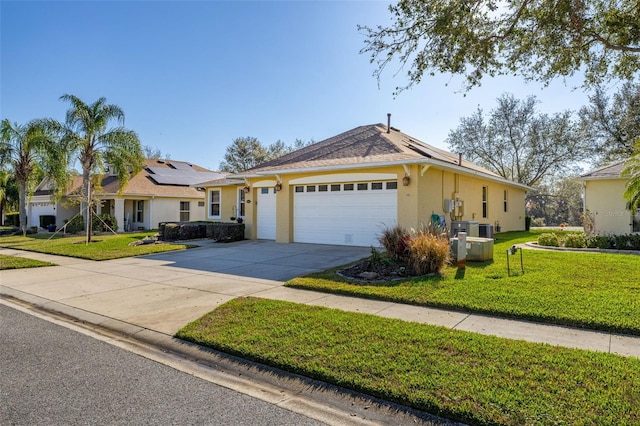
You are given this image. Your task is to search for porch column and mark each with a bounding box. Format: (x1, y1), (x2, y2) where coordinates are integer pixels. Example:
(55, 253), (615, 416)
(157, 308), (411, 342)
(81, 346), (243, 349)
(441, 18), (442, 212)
(114, 198), (125, 233)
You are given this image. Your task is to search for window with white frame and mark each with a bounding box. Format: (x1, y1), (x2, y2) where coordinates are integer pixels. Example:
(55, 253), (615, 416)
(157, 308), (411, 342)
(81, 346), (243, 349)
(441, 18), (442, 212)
(209, 189), (221, 218)
(482, 186), (488, 218)
(238, 188), (245, 217)
(180, 201), (190, 221)
(136, 200), (144, 222)
(503, 190), (508, 213)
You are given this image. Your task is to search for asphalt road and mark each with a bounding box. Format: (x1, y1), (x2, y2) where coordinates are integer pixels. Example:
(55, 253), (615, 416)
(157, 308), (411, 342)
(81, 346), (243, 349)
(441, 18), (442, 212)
(0, 304), (323, 426)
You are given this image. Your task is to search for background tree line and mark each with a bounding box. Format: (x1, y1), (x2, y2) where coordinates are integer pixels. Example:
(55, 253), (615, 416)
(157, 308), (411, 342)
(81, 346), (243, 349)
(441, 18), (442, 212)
(446, 82), (639, 225)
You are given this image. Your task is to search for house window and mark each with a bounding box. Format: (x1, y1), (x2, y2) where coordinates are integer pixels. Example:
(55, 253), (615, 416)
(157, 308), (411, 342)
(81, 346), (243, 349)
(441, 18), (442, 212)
(136, 200), (144, 222)
(261, 188), (269, 194)
(238, 189), (246, 217)
(371, 182), (383, 190)
(344, 184), (354, 191)
(180, 201), (190, 221)
(386, 182), (398, 190)
(634, 209), (640, 233)
(503, 190), (508, 213)
(482, 186), (488, 218)
(330, 184), (341, 191)
(357, 183), (368, 190)
(306, 185), (316, 192)
(295, 186), (304, 193)
(318, 184), (328, 192)
(209, 189), (221, 218)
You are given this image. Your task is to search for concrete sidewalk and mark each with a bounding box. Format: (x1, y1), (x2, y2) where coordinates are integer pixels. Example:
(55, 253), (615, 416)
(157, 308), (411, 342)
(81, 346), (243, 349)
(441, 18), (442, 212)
(1, 243), (639, 358)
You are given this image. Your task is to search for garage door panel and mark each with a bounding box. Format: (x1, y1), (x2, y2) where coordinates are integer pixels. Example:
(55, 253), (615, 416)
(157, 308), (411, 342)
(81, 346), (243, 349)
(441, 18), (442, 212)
(294, 185), (397, 247)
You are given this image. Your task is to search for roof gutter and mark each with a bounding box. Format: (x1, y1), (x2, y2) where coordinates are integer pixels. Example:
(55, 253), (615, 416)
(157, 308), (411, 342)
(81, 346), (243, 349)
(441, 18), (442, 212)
(233, 158), (533, 191)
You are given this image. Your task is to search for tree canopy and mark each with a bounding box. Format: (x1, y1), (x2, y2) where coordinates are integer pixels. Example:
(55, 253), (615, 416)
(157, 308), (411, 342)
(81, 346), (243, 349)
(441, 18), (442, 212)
(56, 94), (143, 239)
(446, 93), (588, 187)
(579, 81), (640, 165)
(360, 0), (640, 93)
(219, 137), (314, 173)
(623, 140), (640, 211)
(0, 119), (61, 233)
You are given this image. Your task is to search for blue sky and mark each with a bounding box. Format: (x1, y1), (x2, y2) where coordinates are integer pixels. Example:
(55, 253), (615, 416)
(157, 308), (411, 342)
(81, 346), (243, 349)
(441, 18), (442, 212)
(1, 0), (608, 171)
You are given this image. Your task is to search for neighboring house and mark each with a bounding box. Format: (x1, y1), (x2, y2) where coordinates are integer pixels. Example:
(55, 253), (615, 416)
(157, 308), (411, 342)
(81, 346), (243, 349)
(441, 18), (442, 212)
(579, 160), (640, 235)
(199, 123), (531, 247)
(28, 159), (224, 232)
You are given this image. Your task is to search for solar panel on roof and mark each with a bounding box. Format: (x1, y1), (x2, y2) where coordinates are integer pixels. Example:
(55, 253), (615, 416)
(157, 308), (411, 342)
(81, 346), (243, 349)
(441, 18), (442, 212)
(167, 162), (193, 170)
(146, 170), (224, 186)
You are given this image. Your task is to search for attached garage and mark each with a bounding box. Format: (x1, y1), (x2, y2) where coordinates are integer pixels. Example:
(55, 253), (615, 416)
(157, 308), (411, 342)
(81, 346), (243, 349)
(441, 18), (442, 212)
(293, 181), (397, 246)
(256, 187), (277, 240)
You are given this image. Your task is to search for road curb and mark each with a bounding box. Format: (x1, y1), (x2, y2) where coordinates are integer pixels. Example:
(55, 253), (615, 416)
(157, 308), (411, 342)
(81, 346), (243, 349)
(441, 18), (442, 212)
(0, 287), (456, 426)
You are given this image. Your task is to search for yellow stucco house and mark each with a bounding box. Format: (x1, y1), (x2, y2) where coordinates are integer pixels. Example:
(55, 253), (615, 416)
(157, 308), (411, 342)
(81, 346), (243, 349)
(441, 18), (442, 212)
(199, 123), (531, 247)
(29, 159), (224, 232)
(579, 160), (640, 235)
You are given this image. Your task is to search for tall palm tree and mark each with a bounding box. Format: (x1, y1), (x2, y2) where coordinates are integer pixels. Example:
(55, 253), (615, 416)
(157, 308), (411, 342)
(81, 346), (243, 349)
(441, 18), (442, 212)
(623, 139), (640, 212)
(58, 94), (143, 240)
(0, 119), (58, 234)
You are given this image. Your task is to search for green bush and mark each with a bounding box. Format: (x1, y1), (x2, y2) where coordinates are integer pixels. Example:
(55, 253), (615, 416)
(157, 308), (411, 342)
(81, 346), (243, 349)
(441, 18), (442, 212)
(612, 234), (640, 250)
(408, 232), (451, 275)
(586, 235), (612, 249)
(538, 233), (560, 247)
(530, 217), (546, 227)
(525, 215), (532, 231)
(5, 213), (20, 227)
(563, 233), (586, 248)
(92, 213), (118, 232)
(64, 215), (84, 234)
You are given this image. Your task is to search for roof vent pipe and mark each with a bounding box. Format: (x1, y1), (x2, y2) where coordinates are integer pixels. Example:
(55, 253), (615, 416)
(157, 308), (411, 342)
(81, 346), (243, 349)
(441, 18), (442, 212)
(458, 153), (463, 165)
(387, 113), (391, 133)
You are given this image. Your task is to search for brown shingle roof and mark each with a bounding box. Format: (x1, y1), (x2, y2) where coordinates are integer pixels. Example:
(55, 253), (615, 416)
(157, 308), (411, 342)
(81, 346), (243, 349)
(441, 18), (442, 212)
(241, 124), (500, 177)
(580, 160), (626, 179)
(62, 159), (222, 198)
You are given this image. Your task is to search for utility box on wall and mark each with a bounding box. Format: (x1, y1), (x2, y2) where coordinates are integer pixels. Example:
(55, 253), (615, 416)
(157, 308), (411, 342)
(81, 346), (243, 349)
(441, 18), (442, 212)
(451, 220), (479, 237)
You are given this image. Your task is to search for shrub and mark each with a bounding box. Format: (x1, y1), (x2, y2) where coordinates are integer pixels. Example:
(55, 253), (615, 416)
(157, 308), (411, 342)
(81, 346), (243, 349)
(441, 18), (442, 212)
(408, 232), (451, 275)
(163, 223), (179, 241)
(525, 215), (532, 230)
(538, 233), (560, 247)
(378, 225), (410, 261)
(530, 217), (546, 227)
(586, 235), (613, 249)
(64, 215), (84, 234)
(92, 213), (118, 232)
(563, 233), (586, 248)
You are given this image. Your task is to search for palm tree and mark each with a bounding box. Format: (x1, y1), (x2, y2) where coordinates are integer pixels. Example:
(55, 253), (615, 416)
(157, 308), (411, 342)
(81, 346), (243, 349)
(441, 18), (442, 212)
(623, 139), (640, 211)
(0, 169), (9, 226)
(58, 94), (143, 240)
(0, 119), (57, 234)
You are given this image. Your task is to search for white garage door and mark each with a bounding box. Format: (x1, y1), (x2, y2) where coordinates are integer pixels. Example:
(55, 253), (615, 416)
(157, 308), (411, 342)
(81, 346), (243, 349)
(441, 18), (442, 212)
(294, 181), (397, 246)
(257, 187), (277, 240)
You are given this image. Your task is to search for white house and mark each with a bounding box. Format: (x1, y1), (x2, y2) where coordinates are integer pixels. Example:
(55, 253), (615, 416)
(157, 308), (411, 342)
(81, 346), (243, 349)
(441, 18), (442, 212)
(29, 159), (224, 232)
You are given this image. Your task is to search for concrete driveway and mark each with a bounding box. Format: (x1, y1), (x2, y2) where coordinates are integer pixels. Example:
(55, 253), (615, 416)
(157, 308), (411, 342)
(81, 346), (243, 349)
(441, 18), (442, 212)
(1, 240), (370, 335)
(141, 239), (371, 281)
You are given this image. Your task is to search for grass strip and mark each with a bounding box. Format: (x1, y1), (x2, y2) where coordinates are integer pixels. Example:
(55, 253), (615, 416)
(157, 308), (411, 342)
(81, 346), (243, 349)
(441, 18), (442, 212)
(0, 255), (54, 270)
(287, 231), (640, 335)
(177, 297), (640, 425)
(0, 232), (189, 260)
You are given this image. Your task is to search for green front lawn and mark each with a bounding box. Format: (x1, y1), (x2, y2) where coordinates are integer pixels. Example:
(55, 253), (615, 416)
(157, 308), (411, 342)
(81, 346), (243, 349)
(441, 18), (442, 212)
(0, 232), (189, 260)
(178, 298), (640, 425)
(0, 255), (54, 270)
(287, 231), (640, 335)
